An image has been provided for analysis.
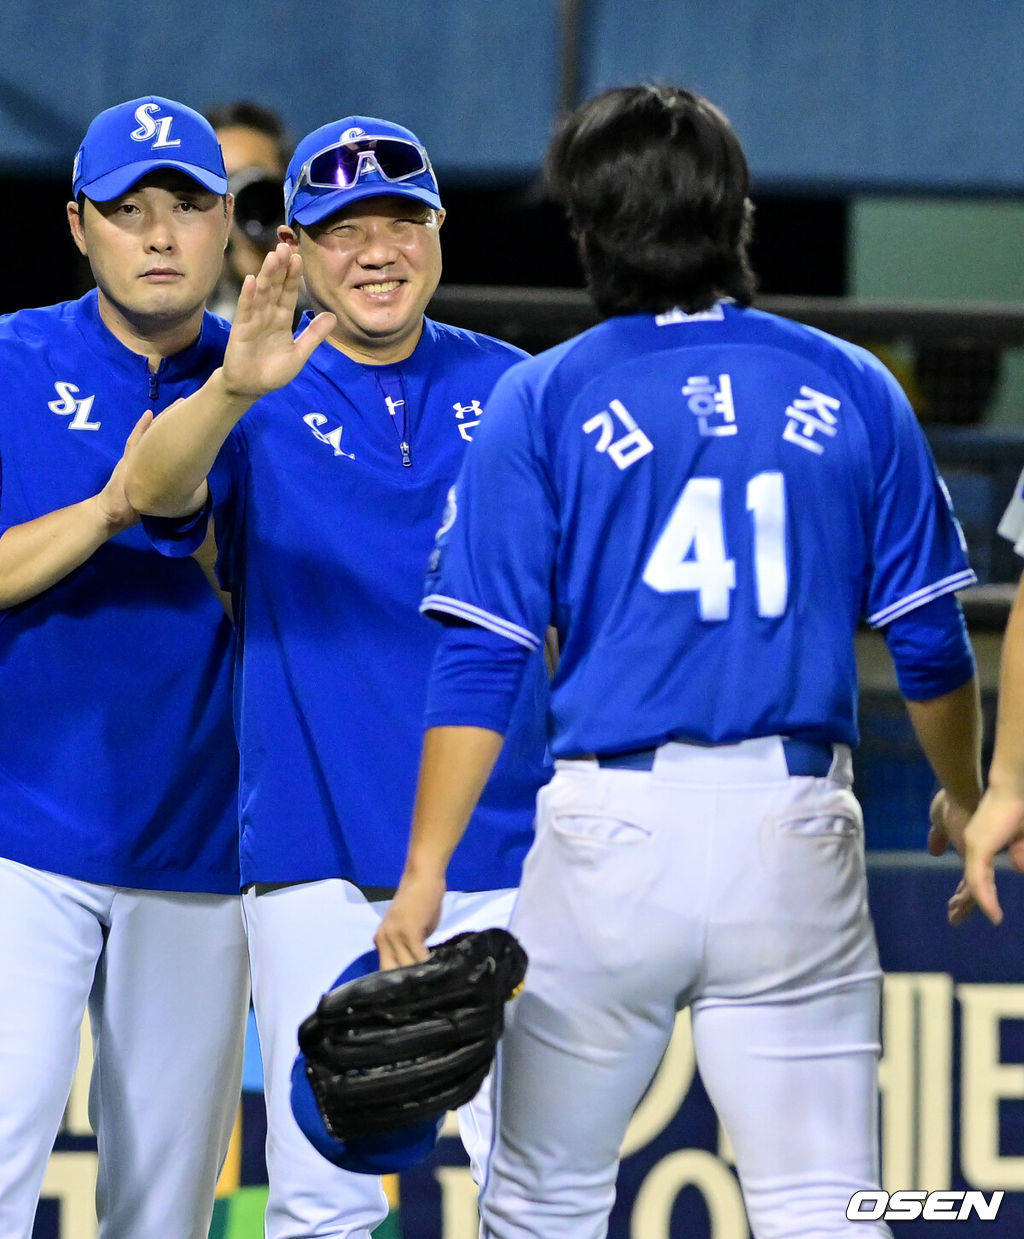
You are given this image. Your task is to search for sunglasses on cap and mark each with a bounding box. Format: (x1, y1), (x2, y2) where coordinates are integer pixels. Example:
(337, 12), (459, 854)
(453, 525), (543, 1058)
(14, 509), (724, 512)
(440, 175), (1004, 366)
(285, 135), (432, 220)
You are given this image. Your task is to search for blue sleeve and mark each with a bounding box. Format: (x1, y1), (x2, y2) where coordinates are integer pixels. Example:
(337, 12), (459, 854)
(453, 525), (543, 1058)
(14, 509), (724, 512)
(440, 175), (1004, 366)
(862, 363), (976, 626)
(421, 363), (556, 649)
(140, 423), (247, 575)
(141, 491), (212, 557)
(207, 428), (247, 593)
(424, 622), (533, 733)
(883, 592), (976, 701)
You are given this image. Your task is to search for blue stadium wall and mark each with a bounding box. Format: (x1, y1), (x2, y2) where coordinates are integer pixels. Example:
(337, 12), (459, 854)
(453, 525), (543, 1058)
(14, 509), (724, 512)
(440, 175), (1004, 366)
(5, 2), (1024, 191)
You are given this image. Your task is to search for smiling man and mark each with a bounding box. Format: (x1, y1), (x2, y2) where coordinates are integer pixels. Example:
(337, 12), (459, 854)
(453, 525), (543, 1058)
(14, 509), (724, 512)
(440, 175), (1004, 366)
(125, 117), (551, 1239)
(0, 97), (249, 1238)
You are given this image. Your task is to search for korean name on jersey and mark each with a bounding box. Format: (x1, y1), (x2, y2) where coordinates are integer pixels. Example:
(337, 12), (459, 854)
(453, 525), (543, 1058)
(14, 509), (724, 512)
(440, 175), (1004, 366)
(423, 302), (975, 758)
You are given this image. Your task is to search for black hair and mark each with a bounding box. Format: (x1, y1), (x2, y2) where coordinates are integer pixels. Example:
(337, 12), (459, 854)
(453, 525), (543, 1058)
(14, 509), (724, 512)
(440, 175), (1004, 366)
(204, 100), (291, 173)
(545, 84), (756, 317)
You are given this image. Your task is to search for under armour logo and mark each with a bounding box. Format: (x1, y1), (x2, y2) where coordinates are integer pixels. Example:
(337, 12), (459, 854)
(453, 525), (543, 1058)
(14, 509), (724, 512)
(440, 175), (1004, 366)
(48, 381), (101, 430)
(453, 400), (483, 442)
(130, 103), (181, 149)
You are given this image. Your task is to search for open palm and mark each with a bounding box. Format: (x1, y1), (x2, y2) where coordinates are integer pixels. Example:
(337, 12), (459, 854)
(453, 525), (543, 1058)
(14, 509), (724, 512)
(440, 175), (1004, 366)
(222, 243), (336, 398)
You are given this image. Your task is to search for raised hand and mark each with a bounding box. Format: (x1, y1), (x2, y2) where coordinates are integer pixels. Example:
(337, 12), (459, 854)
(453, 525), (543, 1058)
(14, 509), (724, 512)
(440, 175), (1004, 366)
(221, 243), (336, 400)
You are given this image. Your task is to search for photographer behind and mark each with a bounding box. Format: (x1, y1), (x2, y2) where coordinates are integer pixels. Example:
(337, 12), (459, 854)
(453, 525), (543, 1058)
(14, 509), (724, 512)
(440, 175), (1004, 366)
(205, 101), (294, 319)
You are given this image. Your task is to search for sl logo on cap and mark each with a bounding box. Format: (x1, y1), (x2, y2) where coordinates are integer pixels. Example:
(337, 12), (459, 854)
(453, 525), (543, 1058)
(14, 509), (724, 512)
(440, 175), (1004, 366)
(130, 103), (181, 149)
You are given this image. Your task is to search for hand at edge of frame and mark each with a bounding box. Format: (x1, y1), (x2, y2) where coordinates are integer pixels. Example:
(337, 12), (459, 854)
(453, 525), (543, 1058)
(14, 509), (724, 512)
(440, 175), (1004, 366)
(963, 789), (1024, 926)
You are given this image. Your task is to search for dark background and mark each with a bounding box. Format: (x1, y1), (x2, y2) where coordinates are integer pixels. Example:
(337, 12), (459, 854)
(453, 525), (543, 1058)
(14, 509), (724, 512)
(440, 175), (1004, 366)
(1, 176), (847, 317)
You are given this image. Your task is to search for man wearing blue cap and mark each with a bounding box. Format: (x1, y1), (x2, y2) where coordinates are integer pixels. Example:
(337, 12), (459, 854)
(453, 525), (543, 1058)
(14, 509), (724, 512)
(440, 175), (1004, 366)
(126, 116), (551, 1238)
(0, 96), (249, 1237)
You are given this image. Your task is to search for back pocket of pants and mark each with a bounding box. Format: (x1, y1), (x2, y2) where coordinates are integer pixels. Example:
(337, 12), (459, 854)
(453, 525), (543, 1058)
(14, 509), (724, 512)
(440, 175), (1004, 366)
(549, 814), (652, 846)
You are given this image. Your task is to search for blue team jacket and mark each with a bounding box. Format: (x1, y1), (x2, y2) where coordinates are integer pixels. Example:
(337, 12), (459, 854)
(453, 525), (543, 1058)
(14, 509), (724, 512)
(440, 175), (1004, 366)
(152, 317), (551, 891)
(0, 290), (240, 893)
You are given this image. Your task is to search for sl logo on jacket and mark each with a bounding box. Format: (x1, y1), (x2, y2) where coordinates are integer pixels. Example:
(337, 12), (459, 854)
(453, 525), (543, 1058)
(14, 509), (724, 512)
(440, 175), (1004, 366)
(303, 412), (354, 459)
(48, 382), (100, 430)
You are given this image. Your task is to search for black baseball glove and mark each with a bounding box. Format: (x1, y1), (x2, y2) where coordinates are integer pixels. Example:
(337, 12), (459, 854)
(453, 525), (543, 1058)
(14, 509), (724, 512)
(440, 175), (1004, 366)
(297, 927), (528, 1141)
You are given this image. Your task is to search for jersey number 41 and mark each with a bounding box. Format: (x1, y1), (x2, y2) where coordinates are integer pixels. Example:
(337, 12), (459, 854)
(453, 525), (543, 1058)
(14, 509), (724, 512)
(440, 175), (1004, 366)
(643, 473), (788, 621)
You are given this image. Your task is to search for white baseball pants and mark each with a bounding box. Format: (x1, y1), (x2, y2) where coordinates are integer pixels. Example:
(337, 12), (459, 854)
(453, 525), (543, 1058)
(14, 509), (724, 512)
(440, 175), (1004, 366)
(0, 856), (249, 1239)
(479, 737), (891, 1239)
(242, 878), (517, 1239)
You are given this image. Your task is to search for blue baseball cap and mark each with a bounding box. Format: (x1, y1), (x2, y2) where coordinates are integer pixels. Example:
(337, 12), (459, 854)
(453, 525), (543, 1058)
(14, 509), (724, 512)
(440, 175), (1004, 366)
(290, 947), (442, 1174)
(73, 96), (228, 201)
(284, 116), (441, 226)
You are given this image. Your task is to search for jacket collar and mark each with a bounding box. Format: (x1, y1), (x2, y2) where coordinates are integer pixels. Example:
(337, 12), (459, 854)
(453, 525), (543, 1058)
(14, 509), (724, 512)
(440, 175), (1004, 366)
(73, 288), (225, 384)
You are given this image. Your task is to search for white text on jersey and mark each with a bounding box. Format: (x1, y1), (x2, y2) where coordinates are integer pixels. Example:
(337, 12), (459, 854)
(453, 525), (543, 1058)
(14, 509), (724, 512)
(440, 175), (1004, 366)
(48, 382), (101, 430)
(303, 412), (354, 459)
(655, 304), (725, 325)
(453, 400), (483, 441)
(683, 373), (737, 437)
(643, 473), (788, 620)
(783, 386), (841, 454)
(583, 399), (653, 470)
(130, 103), (181, 149)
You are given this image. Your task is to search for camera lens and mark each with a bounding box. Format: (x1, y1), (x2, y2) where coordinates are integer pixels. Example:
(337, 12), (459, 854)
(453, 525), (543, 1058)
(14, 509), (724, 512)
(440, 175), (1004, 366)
(229, 167), (284, 245)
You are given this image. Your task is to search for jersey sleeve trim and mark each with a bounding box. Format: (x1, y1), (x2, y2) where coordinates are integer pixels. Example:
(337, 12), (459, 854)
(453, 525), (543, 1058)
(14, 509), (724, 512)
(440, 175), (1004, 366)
(420, 594), (542, 651)
(866, 569), (978, 628)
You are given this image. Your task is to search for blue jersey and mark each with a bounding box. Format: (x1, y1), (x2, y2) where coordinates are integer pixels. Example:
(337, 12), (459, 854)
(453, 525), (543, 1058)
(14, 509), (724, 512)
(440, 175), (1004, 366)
(423, 302), (976, 756)
(0, 290), (239, 893)
(169, 317), (550, 890)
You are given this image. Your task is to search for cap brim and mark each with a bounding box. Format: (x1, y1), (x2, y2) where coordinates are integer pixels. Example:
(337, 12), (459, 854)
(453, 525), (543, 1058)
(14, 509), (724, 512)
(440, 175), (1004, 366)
(290, 180), (441, 226)
(289, 1054), (440, 1173)
(79, 160), (228, 201)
